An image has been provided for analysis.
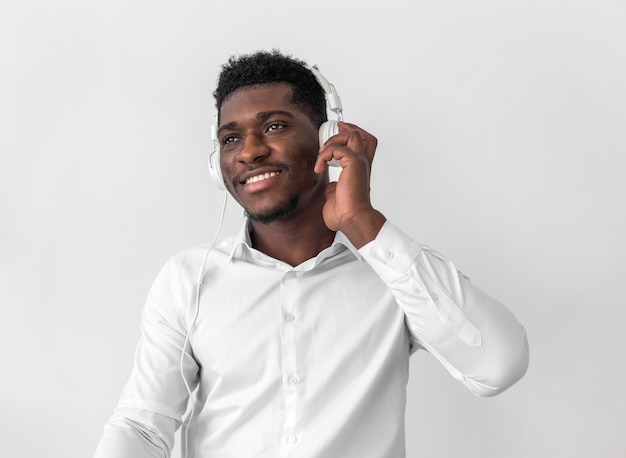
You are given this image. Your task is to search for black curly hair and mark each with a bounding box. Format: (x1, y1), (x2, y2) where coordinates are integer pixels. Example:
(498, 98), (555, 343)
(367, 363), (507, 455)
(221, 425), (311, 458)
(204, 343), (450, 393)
(213, 49), (327, 127)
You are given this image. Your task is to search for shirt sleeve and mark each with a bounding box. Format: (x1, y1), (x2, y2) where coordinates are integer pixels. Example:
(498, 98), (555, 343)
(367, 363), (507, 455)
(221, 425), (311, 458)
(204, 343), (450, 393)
(94, 257), (199, 457)
(359, 221), (529, 397)
(94, 409), (178, 458)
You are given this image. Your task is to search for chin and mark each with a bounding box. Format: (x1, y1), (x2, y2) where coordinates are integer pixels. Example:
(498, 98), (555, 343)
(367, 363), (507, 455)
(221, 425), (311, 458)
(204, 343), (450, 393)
(244, 196), (299, 224)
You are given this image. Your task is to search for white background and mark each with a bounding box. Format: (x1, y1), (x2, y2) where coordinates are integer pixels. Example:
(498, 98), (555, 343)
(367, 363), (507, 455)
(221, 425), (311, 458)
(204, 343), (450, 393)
(1, 1), (625, 457)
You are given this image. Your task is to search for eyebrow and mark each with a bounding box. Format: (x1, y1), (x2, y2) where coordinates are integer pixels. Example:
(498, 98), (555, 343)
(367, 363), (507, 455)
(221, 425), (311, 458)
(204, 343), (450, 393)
(217, 110), (295, 136)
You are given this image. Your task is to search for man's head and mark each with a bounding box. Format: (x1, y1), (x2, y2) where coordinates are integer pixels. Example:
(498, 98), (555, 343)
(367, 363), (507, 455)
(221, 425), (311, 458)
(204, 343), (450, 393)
(211, 50), (332, 225)
(213, 50), (327, 128)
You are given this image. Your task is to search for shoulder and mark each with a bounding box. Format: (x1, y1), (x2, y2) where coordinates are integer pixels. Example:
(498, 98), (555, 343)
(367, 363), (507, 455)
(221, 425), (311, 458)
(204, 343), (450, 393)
(146, 235), (239, 308)
(162, 235), (239, 281)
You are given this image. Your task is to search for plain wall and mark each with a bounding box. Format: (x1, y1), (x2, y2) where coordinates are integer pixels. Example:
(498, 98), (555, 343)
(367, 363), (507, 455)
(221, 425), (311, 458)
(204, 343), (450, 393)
(1, 1), (625, 457)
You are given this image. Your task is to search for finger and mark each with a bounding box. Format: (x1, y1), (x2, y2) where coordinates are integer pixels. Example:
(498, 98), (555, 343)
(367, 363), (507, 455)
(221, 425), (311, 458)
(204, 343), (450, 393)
(314, 144), (346, 173)
(318, 130), (366, 159)
(314, 149), (331, 173)
(345, 129), (366, 155)
(316, 123), (377, 173)
(337, 122), (378, 166)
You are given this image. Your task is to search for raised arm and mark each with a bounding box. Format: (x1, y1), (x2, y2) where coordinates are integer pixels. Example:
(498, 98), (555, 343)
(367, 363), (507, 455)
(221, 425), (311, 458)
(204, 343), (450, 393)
(360, 221), (529, 396)
(317, 122), (528, 395)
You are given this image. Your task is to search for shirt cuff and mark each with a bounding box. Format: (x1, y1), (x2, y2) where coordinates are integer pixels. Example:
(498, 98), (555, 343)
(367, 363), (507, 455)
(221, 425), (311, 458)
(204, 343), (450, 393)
(358, 220), (424, 284)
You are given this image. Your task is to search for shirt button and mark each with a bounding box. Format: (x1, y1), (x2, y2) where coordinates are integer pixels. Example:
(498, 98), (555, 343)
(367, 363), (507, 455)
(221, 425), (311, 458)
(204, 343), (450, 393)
(287, 435), (298, 444)
(284, 313), (295, 322)
(385, 250), (394, 260)
(431, 292), (439, 301)
(288, 375), (299, 385)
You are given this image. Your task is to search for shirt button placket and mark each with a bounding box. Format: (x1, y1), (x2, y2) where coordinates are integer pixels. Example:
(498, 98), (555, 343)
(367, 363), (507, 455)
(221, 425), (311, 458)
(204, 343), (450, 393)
(280, 272), (300, 451)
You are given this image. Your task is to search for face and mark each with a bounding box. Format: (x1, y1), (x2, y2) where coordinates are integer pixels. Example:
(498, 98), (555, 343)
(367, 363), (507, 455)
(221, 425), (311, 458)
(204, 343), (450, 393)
(217, 83), (327, 224)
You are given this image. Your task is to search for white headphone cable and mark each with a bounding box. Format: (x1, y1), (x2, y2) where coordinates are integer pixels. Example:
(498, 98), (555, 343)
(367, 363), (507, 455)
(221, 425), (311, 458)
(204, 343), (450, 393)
(180, 190), (228, 458)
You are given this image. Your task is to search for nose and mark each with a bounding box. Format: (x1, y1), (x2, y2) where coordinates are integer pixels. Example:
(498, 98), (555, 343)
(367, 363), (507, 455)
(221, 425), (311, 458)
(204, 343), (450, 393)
(238, 133), (270, 163)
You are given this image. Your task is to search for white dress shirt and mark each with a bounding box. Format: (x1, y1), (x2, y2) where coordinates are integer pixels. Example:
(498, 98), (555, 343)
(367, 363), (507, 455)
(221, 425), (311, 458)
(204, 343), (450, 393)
(94, 220), (529, 458)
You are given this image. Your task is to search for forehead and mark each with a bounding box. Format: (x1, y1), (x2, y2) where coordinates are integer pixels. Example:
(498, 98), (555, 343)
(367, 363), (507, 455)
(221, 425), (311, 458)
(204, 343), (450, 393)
(219, 83), (297, 124)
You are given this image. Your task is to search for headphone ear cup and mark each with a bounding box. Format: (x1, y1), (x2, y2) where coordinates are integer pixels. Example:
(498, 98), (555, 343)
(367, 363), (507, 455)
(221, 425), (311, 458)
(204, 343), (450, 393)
(319, 120), (339, 145)
(208, 150), (225, 191)
(319, 120), (340, 167)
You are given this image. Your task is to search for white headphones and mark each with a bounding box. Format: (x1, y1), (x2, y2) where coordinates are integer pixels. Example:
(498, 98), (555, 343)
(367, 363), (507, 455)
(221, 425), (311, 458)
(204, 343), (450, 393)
(207, 64), (344, 191)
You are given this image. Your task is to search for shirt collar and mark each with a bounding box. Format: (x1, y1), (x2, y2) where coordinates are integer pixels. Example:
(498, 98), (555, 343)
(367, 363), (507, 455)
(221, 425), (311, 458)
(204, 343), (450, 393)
(227, 219), (362, 265)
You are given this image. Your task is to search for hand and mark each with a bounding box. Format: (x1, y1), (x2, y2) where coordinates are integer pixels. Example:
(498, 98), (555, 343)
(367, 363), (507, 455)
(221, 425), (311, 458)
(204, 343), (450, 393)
(314, 122), (386, 248)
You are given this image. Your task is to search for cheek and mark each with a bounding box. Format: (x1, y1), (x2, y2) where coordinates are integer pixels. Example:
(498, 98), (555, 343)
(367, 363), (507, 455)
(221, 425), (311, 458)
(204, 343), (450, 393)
(294, 141), (320, 170)
(220, 153), (234, 179)
(219, 154), (238, 194)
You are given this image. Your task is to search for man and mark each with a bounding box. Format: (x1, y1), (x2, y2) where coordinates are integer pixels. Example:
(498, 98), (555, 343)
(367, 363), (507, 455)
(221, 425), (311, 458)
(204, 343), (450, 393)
(95, 50), (529, 457)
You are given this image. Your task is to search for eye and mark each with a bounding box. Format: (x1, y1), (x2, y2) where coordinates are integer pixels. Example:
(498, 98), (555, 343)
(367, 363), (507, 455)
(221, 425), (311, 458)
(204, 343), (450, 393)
(266, 122), (285, 133)
(222, 135), (238, 146)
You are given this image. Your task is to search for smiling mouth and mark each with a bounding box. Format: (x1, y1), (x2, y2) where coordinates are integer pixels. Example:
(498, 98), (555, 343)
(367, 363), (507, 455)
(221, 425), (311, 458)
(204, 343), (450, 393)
(244, 171), (281, 185)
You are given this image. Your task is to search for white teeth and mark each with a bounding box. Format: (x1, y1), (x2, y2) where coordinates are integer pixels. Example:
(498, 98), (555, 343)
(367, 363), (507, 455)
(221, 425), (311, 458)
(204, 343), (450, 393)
(245, 171), (279, 184)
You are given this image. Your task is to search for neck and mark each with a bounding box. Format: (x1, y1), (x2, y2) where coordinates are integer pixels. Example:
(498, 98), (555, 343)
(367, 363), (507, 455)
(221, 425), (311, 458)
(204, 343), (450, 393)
(249, 210), (335, 267)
